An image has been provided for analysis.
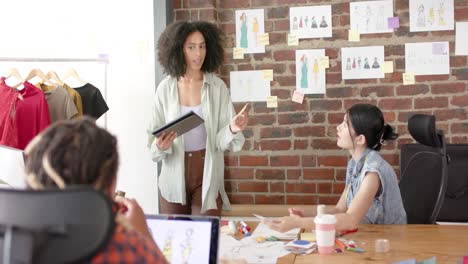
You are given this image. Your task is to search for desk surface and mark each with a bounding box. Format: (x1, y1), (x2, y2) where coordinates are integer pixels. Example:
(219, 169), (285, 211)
(237, 224), (468, 264)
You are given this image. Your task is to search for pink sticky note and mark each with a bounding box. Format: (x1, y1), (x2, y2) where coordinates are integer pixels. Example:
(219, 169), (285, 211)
(463, 256), (468, 264)
(387, 17), (400, 29)
(432, 42), (448, 55)
(292, 90), (304, 104)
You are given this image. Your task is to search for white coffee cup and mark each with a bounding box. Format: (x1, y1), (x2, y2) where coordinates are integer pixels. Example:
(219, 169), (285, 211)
(314, 214), (337, 254)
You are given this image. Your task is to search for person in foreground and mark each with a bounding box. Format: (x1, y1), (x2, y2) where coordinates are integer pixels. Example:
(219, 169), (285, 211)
(24, 118), (168, 264)
(148, 20), (248, 216)
(265, 104), (407, 232)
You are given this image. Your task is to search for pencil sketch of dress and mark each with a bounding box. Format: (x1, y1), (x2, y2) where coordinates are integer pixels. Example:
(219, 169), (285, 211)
(364, 58), (370, 69)
(300, 55), (308, 89)
(311, 16), (317, 28)
(320, 16), (328, 28)
(240, 13), (248, 48)
(372, 57), (380, 69)
(417, 4), (426, 27)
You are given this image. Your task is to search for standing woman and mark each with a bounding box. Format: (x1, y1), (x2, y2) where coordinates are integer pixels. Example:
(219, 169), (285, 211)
(148, 21), (248, 216)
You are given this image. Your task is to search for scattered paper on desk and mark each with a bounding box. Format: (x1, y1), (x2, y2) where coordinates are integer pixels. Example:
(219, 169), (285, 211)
(287, 33), (299, 46)
(383, 61), (394, 73)
(388, 17), (400, 29)
(402, 73), (415, 85)
(292, 90), (304, 104)
(266, 96), (277, 108)
(348, 30), (360, 42)
(263, 69), (273, 81)
(319, 56), (329, 69)
(257, 33), (270, 46)
(219, 234), (289, 264)
(233, 48), (245, 59)
(252, 222), (300, 240)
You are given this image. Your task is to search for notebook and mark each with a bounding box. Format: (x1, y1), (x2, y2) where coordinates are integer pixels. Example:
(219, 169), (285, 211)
(0, 145), (27, 188)
(146, 214), (220, 264)
(152, 111), (204, 138)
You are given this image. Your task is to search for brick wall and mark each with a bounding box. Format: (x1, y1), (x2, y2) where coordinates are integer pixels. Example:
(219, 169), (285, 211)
(172, 0), (468, 205)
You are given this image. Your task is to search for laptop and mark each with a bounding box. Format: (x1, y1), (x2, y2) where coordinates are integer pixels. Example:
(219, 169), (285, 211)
(0, 145), (27, 188)
(146, 214), (220, 264)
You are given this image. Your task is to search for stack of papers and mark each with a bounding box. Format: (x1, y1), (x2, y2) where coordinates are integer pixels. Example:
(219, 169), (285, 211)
(251, 222), (301, 240)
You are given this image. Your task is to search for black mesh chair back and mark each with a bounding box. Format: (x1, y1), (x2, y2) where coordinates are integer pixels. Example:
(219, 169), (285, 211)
(0, 186), (115, 264)
(399, 114), (449, 224)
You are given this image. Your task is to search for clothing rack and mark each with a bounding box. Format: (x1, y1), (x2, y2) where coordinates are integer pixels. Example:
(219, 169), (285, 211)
(0, 56), (109, 127)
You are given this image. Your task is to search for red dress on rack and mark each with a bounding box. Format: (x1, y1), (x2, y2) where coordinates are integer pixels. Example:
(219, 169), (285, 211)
(16, 81), (51, 150)
(0, 78), (20, 148)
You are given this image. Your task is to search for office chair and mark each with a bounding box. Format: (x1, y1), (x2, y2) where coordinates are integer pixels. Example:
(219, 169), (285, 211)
(0, 187), (115, 264)
(399, 114), (450, 224)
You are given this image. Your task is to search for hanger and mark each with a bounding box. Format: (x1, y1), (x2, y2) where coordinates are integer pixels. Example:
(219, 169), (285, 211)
(4, 68), (24, 88)
(45, 71), (64, 86)
(25, 68), (57, 89)
(62, 68), (86, 86)
(3, 68), (24, 100)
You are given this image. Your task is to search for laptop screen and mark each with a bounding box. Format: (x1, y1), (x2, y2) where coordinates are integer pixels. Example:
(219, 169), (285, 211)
(146, 214), (220, 264)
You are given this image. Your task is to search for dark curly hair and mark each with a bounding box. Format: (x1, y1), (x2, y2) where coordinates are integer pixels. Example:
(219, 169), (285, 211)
(347, 104), (398, 151)
(157, 20), (225, 78)
(24, 117), (119, 192)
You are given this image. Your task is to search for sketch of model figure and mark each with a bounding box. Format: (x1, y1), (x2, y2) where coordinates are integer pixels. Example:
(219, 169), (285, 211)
(253, 17), (259, 47)
(358, 57), (362, 69)
(372, 57), (380, 69)
(438, 3), (446, 26)
(364, 58), (370, 69)
(346, 58), (352, 70)
(417, 4), (426, 27)
(365, 5), (372, 32)
(353, 7), (360, 31)
(240, 13), (248, 48)
(312, 59), (319, 86)
(180, 228), (194, 264)
(320, 16), (328, 28)
(376, 6), (385, 30)
(293, 17), (298, 30)
(311, 16), (317, 28)
(428, 7), (435, 25)
(299, 16), (303, 28)
(300, 54), (308, 89)
(305, 16), (309, 28)
(162, 232), (173, 262)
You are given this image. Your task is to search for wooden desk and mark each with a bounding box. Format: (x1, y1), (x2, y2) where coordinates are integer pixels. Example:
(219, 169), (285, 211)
(235, 223), (468, 264)
(292, 225), (468, 264)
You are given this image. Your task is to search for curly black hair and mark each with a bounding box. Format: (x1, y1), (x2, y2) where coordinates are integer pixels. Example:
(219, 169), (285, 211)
(157, 20), (225, 78)
(24, 117), (119, 192)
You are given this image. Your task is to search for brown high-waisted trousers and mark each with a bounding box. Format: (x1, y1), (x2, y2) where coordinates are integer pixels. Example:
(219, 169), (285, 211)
(159, 149), (222, 216)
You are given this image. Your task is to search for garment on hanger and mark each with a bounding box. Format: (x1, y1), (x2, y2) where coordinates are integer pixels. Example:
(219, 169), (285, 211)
(62, 83), (83, 116)
(73, 83), (108, 119)
(0, 77), (20, 148)
(16, 81), (50, 150)
(38, 83), (78, 122)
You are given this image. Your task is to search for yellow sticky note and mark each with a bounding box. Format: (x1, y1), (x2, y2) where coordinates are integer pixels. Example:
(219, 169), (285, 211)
(301, 232), (316, 242)
(348, 30), (360, 42)
(266, 96), (278, 108)
(319, 56), (330, 69)
(403, 73), (415, 85)
(257, 33), (270, 46)
(383, 61), (394, 73)
(233, 48), (244, 59)
(287, 33), (299, 46)
(263, 69), (273, 81)
(292, 90), (304, 104)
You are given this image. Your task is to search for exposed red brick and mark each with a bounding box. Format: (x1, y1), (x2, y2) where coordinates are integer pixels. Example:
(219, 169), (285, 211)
(228, 194), (254, 204)
(255, 195), (285, 204)
(270, 182), (285, 193)
(238, 182), (269, 192)
(270, 155), (300, 167)
(239, 156), (269, 166)
(303, 168), (335, 181)
(256, 169), (286, 180)
(287, 195), (317, 205)
(287, 169), (302, 180)
(318, 156), (348, 167)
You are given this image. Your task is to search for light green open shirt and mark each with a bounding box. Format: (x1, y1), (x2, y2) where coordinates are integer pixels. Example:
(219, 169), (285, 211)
(147, 73), (245, 212)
